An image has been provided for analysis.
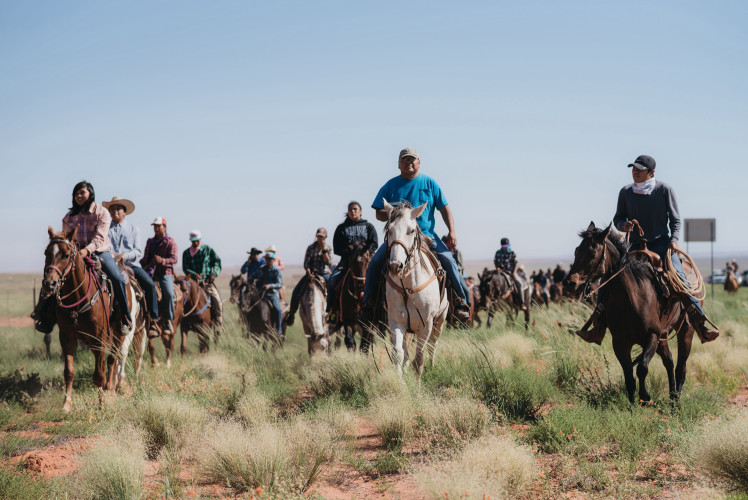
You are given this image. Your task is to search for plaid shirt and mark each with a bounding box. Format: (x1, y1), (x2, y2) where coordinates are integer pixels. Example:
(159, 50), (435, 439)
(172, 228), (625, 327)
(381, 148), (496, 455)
(141, 234), (178, 278)
(304, 242), (332, 275)
(182, 243), (222, 282)
(62, 202), (111, 253)
(494, 249), (517, 273)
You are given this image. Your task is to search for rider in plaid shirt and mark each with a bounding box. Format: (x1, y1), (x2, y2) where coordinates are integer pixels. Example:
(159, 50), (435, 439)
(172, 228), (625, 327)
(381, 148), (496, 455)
(285, 228), (332, 327)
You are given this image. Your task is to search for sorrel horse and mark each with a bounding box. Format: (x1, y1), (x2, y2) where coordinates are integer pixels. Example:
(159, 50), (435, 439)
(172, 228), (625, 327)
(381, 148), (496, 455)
(145, 279), (184, 367)
(724, 269), (739, 294)
(382, 201), (448, 383)
(180, 274), (217, 354)
(564, 222), (695, 403)
(229, 275), (278, 347)
(299, 274), (330, 355)
(41, 227), (140, 411)
(338, 240), (374, 352)
(478, 268), (531, 329)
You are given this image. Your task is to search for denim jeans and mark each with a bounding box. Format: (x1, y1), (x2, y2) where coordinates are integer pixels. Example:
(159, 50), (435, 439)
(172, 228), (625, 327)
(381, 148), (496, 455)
(156, 274), (175, 321)
(132, 266), (158, 320)
(363, 236), (470, 306)
(97, 251), (131, 320)
(267, 294), (283, 335)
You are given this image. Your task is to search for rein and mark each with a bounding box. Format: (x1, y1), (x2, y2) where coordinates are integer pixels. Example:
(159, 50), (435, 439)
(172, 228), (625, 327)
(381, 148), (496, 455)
(183, 279), (211, 317)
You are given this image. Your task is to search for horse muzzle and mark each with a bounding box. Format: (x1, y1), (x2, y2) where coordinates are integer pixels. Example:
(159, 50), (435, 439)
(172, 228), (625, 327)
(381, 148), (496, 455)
(563, 276), (583, 293)
(388, 260), (405, 277)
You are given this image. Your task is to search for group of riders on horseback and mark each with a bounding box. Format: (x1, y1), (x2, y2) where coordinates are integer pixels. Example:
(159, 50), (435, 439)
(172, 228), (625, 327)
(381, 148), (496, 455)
(33, 150), (720, 363)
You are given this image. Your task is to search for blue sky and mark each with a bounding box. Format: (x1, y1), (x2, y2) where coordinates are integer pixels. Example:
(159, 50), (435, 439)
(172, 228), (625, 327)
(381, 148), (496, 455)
(2, 1), (746, 272)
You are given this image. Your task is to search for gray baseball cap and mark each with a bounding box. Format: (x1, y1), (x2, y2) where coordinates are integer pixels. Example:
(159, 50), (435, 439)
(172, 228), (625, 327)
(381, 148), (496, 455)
(399, 147), (419, 160)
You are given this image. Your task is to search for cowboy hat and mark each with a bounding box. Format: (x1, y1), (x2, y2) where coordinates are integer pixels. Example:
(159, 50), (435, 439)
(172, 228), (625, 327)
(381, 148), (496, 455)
(102, 196), (135, 214)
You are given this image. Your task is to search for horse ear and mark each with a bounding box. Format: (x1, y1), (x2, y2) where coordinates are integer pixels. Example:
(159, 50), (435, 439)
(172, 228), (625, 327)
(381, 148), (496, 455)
(66, 227), (78, 243)
(382, 199), (394, 217)
(48, 226), (54, 239)
(601, 223), (612, 240)
(411, 202), (428, 220)
(587, 221), (596, 232)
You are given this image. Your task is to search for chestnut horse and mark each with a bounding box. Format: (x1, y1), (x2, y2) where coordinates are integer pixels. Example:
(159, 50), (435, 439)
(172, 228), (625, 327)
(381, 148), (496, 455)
(41, 228), (141, 411)
(724, 269), (739, 294)
(564, 222), (695, 403)
(180, 275), (216, 354)
(144, 279), (184, 368)
(338, 240), (374, 352)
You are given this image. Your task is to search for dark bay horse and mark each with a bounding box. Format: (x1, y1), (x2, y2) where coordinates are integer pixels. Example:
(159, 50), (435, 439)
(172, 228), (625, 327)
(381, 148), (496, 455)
(478, 268), (530, 330)
(338, 241), (374, 352)
(229, 275), (278, 347)
(42, 228), (136, 411)
(564, 222), (695, 403)
(180, 274), (217, 354)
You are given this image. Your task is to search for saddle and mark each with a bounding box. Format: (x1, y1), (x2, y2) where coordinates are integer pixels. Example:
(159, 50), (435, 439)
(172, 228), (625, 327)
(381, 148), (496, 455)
(154, 279), (183, 305)
(310, 274), (327, 297)
(628, 240), (670, 298)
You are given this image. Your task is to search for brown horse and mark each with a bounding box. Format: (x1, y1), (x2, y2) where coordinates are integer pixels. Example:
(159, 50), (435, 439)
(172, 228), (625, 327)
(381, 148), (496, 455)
(477, 268), (530, 330)
(724, 269), (739, 294)
(180, 274), (217, 354)
(531, 281), (549, 309)
(229, 275), (278, 347)
(338, 241), (374, 352)
(564, 222), (695, 403)
(145, 279), (184, 367)
(42, 228), (135, 412)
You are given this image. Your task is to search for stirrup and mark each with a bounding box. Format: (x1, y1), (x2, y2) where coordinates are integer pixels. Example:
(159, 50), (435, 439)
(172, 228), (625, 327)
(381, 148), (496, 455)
(687, 306), (719, 343)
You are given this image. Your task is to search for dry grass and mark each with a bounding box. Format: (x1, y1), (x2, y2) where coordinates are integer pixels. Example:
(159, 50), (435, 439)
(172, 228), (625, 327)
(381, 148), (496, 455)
(690, 412), (748, 491)
(418, 433), (537, 499)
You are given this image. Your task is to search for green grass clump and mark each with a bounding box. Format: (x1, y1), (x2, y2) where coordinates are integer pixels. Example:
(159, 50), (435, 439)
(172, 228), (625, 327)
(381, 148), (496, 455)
(0, 467), (53, 500)
(689, 412), (748, 491)
(374, 449), (409, 475)
(414, 394), (490, 450)
(74, 423), (146, 500)
(369, 394), (414, 452)
(0, 434), (54, 458)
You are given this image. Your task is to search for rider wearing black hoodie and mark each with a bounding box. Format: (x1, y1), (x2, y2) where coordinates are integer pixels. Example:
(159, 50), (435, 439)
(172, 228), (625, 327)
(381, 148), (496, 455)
(327, 202), (379, 319)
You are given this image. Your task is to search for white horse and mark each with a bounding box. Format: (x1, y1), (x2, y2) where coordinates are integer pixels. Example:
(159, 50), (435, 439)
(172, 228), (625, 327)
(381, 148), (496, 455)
(383, 201), (449, 384)
(299, 275), (331, 355)
(113, 280), (147, 390)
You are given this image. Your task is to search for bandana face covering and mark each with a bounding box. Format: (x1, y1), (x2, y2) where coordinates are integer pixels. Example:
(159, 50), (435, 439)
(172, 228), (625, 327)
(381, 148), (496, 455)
(632, 177), (656, 195)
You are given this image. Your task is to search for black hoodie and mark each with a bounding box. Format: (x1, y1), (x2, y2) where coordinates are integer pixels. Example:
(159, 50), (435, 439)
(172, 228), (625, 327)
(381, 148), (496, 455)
(333, 218), (379, 267)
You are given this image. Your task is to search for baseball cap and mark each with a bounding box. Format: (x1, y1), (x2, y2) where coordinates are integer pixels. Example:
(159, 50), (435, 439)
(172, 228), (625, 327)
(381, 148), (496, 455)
(399, 147), (419, 160)
(316, 227), (327, 237)
(265, 251), (276, 260)
(189, 230), (201, 241)
(628, 155), (656, 170)
(501, 237), (510, 246)
(151, 217), (167, 226)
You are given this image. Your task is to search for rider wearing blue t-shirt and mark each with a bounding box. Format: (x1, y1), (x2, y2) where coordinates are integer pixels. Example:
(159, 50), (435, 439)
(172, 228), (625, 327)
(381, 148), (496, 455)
(360, 147), (472, 322)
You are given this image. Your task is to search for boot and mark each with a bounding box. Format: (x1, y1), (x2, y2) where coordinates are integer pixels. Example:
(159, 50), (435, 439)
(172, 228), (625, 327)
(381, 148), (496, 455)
(30, 296), (56, 334)
(163, 319), (174, 335)
(576, 304), (607, 345)
(147, 317), (161, 339)
(357, 302), (375, 328)
(687, 305), (719, 343)
(454, 298), (471, 322)
(283, 310), (295, 327)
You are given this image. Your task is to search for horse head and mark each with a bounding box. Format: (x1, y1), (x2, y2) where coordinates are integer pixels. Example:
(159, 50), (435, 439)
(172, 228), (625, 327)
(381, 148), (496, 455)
(563, 221), (611, 295)
(43, 226), (79, 295)
(383, 200), (427, 277)
(229, 275), (245, 304)
(348, 240), (372, 297)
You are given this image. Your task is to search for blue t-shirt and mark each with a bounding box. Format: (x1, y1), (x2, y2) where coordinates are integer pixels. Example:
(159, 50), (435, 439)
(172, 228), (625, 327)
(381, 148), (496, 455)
(372, 174), (447, 238)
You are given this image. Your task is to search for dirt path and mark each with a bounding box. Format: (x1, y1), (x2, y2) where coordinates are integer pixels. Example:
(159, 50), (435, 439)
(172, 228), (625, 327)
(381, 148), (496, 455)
(312, 418), (428, 500)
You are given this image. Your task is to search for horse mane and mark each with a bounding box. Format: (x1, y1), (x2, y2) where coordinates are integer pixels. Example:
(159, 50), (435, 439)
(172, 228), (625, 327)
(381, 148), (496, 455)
(387, 201), (413, 223)
(579, 226), (653, 284)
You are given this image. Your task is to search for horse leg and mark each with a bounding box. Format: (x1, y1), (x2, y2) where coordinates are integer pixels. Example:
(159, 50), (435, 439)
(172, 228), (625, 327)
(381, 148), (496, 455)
(389, 324), (406, 377)
(412, 322), (433, 389)
(675, 324), (694, 396)
(163, 333), (173, 368)
(134, 329), (146, 376)
(60, 333), (77, 413)
(198, 324), (210, 353)
(428, 314), (445, 368)
(486, 306), (494, 328)
(148, 337), (160, 367)
(612, 339), (637, 403)
(44, 333), (52, 358)
(344, 325), (356, 351)
(403, 331), (414, 369)
(181, 326), (188, 357)
(636, 333), (659, 403)
(656, 340), (677, 400)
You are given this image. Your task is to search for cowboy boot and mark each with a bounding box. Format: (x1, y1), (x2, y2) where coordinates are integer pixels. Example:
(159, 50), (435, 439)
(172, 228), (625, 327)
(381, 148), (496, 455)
(31, 295), (56, 334)
(576, 304), (607, 345)
(454, 298), (471, 322)
(283, 310), (295, 327)
(147, 317), (161, 339)
(687, 304), (719, 343)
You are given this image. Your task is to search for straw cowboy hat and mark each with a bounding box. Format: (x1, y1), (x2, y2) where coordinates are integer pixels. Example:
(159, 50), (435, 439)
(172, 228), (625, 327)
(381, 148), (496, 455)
(102, 196), (135, 214)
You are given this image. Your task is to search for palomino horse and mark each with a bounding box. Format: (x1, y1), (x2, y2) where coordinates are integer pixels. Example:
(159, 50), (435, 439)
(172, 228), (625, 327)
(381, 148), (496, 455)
(229, 275), (279, 347)
(180, 275), (217, 354)
(299, 274), (330, 355)
(478, 269), (531, 329)
(41, 228), (141, 411)
(338, 240), (374, 352)
(382, 201), (448, 383)
(145, 279), (184, 367)
(724, 269), (739, 294)
(564, 222), (696, 403)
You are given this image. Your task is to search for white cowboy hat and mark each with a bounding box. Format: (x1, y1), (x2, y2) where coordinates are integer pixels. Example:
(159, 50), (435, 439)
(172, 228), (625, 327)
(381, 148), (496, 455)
(102, 196), (135, 214)
(264, 244), (278, 253)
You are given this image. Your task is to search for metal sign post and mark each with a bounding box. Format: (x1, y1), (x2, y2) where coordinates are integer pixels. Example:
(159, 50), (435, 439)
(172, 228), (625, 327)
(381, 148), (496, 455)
(684, 218), (716, 301)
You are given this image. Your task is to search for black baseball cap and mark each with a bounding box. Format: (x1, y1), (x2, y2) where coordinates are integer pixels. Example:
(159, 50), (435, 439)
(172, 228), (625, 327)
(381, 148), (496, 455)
(628, 155), (656, 170)
(501, 237), (510, 246)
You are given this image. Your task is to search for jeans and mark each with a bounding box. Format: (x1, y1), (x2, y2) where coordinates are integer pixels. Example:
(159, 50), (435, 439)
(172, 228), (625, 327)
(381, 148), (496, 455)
(132, 266), (158, 320)
(267, 294), (283, 335)
(363, 236), (470, 306)
(97, 251), (131, 320)
(156, 274), (175, 321)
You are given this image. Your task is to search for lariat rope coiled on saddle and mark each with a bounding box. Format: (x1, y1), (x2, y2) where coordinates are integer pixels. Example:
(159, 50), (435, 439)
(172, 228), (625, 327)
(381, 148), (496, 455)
(663, 248), (705, 301)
